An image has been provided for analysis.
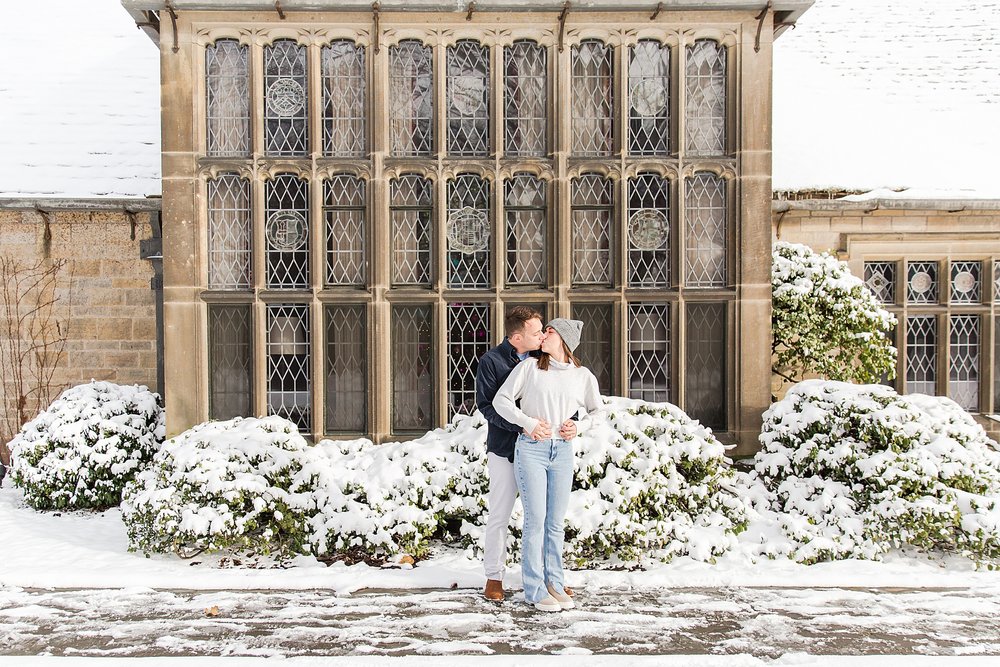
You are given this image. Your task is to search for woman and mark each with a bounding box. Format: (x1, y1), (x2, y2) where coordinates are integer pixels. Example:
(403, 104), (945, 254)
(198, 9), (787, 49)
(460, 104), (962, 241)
(492, 318), (602, 612)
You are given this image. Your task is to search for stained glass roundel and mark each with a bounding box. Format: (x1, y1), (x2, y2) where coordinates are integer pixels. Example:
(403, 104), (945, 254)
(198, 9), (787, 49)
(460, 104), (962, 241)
(910, 270), (933, 294)
(447, 206), (489, 254)
(630, 79), (669, 117)
(268, 78), (306, 117)
(628, 208), (669, 250)
(267, 210), (308, 251)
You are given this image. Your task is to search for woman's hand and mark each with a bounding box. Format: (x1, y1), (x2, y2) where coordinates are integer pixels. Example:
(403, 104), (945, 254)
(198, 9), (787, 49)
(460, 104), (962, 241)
(558, 420), (577, 440)
(526, 419), (551, 440)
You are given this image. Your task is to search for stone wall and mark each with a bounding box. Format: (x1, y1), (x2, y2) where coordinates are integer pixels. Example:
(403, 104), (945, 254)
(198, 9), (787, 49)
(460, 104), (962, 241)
(0, 208), (159, 445)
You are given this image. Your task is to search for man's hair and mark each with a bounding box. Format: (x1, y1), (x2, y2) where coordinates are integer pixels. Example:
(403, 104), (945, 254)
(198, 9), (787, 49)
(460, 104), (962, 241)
(505, 306), (544, 338)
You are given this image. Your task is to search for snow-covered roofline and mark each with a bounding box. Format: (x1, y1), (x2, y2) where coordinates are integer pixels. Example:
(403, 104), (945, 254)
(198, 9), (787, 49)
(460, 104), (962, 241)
(773, 198), (1000, 214)
(0, 197), (162, 213)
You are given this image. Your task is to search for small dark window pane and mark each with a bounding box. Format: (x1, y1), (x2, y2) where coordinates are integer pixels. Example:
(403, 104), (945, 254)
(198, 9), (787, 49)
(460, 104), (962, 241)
(906, 315), (937, 395)
(572, 174), (613, 286)
(265, 174), (309, 289)
(951, 260), (982, 304)
(448, 303), (491, 419)
(391, 175), (433, 286)
(629, 40), (670, 156)
(627, 173), (670, 288)
(949, 314), (980, 410)
(326, 305), (367, 432)
(267, 304), (311, 432)
(864, 262), (896, 304)
(572, 303), (613, 395)
(209, 305), (252, 421)
(628, 303), (670, 402)
(208, 174), (251, 290)
(324, 175), (366, 286)
(907, 261), (938, 304)
(685, 303), (726, 429)
(505, 175), (546, 286)
(392, 305), (433, 431)
(264, 40), (309, 156)
(206, 39), (250, 157)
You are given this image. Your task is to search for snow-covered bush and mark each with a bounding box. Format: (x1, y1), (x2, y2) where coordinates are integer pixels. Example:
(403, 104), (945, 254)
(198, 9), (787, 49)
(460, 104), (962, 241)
(122, 416), (316, 556)
(772, 242), (897, 392)
(753, 380), (1000, 565)
(9, 381), (164, 510)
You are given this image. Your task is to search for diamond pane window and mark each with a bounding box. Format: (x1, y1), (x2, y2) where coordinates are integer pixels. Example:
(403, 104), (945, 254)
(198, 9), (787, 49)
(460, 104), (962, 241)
(447, 40), (490, 157)
(864, 262), (896, 304)
(206, 39), (249, 157)
(390, 40), (433, 156)
(504, 40), (547, 157)
(685, 173), (727, 287)
(447, 174), (491, 289)
(629, 40), (670, 156)
(208, 304), (252, 421)
(264, 40), (308, 157)
(265, 174), (309, 289)
(686, 303), (726, 429)
(685, 39), (726, 157)
(905, 315), (937, 395)
(208, 174), (251, 290)
(324, 175), (366, 286)
(392, 304), (433, 431)
(949, 314), (980, 410)
(907, 261), (938, 304)
(995, 316), (1000, 412)
(572, 174), (613, 285)
(505, 175), (546, 286)
(995, 260), (1000, 301)
(628, 303), (669, 402)
(267, 304), (311, 432)
(322, 40), (366, 157)
(627, 173), (669, 288)
(326, 305), (367, 432)
(391, 175), (433, 285)
(572, 303), (612, 394)
(572, 40), (613, 157)
(448, 303), (491, 418)
(950, 261), (981, 304)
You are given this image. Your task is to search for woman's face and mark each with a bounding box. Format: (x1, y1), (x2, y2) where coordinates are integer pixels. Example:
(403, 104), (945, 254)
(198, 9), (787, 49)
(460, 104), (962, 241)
(541, 327), (564, 356)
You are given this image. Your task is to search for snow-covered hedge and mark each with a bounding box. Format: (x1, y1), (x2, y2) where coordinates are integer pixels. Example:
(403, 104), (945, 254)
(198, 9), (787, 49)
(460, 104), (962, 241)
(122, 398), (750, 564)
(8, 381), (164, 511)
(122, 416), (317, 556)
(753, 380), (1000, 565)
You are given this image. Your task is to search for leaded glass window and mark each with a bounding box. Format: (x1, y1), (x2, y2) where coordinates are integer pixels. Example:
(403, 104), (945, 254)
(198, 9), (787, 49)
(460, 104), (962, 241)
(324, 175), (366, 286)
(995, 316), (1000, 412)
(267, 304), (311, 432)
(208, 173), (251, 290)
(572, 40), (613, 156)
(629, 40), (670, 156)
(685, 39), (726, 157)
(447, 174), (491, 289)
(505, 175), (546, 286)
(448, 303), (491, 418)
(907, 261), (938, 304)
(627, 173), (669, 288)
(208, 304), (252, 420)
(447, 40), (490, 157)
(994, 260), (1000, 302)
(264, 40), (308, 156)
(686, 173), (727, 287)
(321, 40), (366, 157)
(950, 260), (981, 304)
(390, 40), (433, 156)
(628, 303), (670, 402)
(686, 303), (726, 429)
(391, 175), (433, 285)
(572, 174), (613, 285)
(265, 174), (309, 289)
(206, 39), (249, 157)
(572, 303), (613, 394)
(906, 315), (936, 395)
(392, 304), (433, 431)
(326, 305), (367, 432)
(864, 261), (896, 304)
(949, 314), (980, 410)
(504, 40), (547, 157)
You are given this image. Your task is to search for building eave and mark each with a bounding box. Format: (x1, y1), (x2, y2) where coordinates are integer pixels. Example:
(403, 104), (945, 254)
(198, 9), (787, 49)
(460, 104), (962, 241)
(773, 198), (1000, 214)
(0, 197), (163, 213)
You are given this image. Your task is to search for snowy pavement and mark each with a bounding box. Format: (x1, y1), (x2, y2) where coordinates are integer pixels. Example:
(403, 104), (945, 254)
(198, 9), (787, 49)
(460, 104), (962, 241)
(3, 584), (1000, 659)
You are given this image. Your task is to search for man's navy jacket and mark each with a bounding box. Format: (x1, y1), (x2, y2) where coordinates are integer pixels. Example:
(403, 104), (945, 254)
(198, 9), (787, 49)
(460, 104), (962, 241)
(475, 338), (527, 462)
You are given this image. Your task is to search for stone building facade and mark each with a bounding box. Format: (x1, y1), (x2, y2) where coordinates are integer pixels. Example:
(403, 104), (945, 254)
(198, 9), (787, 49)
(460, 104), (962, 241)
(0, 203), (161, 444)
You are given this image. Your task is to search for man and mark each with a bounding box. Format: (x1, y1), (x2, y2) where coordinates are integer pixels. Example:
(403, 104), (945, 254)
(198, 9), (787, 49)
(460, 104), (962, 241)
(475, 307), (575, 602)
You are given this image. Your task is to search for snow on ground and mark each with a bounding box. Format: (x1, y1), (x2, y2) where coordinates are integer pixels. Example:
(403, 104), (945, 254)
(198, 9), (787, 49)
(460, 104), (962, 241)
(2, 485), (998, 593)
(6, 658), (1000, 666)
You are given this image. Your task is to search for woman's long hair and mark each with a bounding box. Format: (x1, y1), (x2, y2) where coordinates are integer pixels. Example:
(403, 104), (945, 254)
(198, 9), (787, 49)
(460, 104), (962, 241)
(537, 340), (582, 371)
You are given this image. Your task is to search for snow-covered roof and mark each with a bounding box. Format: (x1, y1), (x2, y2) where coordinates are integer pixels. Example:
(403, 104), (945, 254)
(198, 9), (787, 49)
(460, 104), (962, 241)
(0, 0), (160, 199)
(773, 0), (1000, 198)
(1, 1), (998, 200)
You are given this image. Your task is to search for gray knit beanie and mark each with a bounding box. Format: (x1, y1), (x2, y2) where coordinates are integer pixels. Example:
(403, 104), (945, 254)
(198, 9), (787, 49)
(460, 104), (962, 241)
(545, 318), (584, 353)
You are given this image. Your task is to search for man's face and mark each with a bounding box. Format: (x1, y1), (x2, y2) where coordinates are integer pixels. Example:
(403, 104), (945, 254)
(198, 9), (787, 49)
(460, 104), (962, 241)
(511, 318), (544, 354)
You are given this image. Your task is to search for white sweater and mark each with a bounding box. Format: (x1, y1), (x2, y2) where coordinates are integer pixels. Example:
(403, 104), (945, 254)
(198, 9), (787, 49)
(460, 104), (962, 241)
(492, 357), (603, 438)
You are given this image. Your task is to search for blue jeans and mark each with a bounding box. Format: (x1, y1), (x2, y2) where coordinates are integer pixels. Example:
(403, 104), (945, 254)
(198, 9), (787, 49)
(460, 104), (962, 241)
(514, 434), (573, 604)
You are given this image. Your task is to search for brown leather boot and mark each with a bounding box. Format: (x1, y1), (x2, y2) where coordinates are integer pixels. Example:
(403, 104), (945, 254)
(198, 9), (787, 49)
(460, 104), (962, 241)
(484, 579), (504, 601)
(564, 586), (574, 598)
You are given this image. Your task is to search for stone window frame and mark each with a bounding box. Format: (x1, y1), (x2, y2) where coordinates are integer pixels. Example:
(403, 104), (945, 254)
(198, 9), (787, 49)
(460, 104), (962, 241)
(863, 256), (998, 412)
(193, 20), (741, 441)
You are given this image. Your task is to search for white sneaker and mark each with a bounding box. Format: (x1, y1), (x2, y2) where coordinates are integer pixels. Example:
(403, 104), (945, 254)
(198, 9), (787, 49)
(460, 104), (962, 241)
(547, 584), (575, 610)
(533, 595), (562, 612)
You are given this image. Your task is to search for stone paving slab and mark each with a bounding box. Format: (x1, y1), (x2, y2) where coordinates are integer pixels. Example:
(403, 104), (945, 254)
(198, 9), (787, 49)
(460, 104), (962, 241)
(2, 586), (1000, 658)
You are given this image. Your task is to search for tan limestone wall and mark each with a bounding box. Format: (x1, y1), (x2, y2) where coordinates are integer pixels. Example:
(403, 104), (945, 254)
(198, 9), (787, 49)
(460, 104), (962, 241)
(0, 209), (158, 443)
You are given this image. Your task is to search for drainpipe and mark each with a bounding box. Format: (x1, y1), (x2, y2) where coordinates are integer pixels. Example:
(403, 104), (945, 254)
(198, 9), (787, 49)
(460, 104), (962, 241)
(139, 212), (165, 399)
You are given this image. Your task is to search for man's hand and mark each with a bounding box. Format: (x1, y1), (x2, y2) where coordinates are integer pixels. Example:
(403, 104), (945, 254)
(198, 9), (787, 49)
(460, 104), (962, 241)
(558, 420), (577, 440)
(526, 419), (551, 440)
